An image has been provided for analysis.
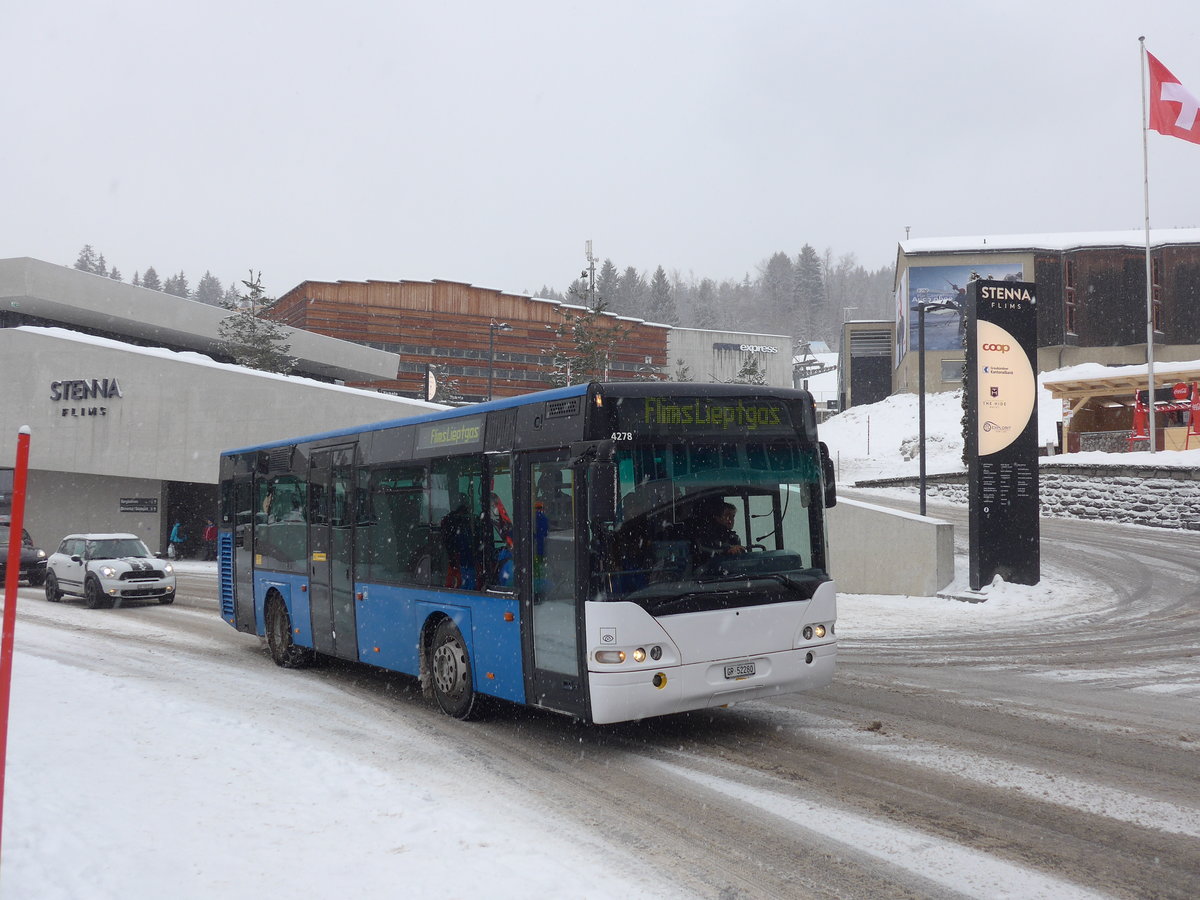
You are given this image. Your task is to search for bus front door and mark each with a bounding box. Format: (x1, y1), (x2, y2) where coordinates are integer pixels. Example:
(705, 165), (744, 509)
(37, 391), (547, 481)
(309, 445), (358, 660)
(525, 457), (588, 718)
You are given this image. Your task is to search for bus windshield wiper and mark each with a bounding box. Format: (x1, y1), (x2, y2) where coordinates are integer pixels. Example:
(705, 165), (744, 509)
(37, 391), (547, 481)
(697, 571), (812, 596)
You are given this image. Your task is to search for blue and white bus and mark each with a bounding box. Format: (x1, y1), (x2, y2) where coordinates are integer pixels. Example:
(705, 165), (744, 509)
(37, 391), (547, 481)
(217, 381), (838, 724)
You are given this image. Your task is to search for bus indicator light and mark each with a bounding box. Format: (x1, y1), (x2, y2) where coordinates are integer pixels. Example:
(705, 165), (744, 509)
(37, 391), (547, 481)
(595, 650), (626, 664)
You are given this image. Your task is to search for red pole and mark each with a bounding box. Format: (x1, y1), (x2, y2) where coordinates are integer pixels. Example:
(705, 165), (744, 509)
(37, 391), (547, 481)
(0, 426), (32, 862)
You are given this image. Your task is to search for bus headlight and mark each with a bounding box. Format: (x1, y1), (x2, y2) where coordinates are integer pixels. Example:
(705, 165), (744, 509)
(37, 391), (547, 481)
(595, 650), (626, 664)
(814, 624), (827, 638)
(632, 648), (647, 663)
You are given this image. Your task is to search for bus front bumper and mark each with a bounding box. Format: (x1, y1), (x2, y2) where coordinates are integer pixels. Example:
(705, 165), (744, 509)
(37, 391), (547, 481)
(587, 640), (836, 725)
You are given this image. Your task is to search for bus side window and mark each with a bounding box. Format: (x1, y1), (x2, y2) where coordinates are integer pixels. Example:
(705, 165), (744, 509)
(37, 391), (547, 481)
(430, 457), (484, 590)
(487, 454), (515, 590)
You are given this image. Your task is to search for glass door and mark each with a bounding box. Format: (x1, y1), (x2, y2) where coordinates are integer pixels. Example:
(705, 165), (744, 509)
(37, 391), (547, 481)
(524, 455), (587, 716)
(308, 445), (358, 659)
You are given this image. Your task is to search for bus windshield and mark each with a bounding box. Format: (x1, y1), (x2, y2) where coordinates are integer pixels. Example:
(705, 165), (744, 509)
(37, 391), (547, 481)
(594, 439), (830, 615)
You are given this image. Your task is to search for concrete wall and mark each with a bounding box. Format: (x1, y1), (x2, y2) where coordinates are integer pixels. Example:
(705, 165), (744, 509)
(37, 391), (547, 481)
(27, 471), (166, 554)
(0, 328), (441, 485)
(667, 328), (792, 387)
(0, 256), (401, 382)
(827, 497), (955, 595)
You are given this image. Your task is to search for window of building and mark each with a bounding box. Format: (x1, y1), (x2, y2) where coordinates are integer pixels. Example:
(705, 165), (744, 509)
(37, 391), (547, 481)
(1064, 258), (1077, 335)
(940, 359), (965, 383)
(1152, 256), (1164, 333)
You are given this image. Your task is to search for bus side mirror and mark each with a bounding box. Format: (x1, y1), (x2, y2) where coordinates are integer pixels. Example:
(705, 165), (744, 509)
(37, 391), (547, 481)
(819, 441), (837, 508)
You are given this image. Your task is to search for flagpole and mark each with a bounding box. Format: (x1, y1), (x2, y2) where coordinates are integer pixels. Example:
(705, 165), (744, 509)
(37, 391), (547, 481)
(1140, 36), (1157, 453)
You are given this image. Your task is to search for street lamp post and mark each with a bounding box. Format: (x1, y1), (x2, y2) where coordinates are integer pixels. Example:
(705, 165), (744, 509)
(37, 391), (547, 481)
(487, 321), (511, 401)
(916, 301), (957, 516)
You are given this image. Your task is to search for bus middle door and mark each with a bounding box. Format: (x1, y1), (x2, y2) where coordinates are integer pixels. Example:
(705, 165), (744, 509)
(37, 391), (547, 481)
(308, 445), (358, 660)
(523, 455), (588, 718)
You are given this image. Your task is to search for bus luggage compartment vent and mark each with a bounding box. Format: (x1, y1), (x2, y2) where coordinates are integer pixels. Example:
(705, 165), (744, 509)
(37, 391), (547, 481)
(545, 397), (581, 419)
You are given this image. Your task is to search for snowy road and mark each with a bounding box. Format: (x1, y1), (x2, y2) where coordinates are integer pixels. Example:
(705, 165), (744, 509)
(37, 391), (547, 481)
(4, 506), (1199, 899)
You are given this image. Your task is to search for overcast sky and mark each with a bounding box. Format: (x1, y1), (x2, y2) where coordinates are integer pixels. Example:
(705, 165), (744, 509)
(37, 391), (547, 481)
(4, 1), (1200, 299)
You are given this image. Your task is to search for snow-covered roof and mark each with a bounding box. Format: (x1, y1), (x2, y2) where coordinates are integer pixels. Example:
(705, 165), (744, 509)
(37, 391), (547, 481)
(900, 227), (1200, 256)
(16, 325), (447, 410)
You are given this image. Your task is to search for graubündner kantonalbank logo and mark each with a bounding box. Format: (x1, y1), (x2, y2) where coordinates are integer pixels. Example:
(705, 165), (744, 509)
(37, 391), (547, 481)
(50, 378), (122, 417)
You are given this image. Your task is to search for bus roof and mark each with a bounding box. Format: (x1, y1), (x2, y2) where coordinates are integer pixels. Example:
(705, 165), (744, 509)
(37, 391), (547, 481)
(220, 382), (591, 456)
(220, 381), (817, 457)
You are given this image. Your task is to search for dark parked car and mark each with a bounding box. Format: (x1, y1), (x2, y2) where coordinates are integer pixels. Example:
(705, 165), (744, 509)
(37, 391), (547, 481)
(0, 519), (48, 586)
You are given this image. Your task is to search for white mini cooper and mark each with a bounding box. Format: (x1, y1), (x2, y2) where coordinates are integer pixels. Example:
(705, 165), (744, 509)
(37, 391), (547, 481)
(45, 533), (176, 608)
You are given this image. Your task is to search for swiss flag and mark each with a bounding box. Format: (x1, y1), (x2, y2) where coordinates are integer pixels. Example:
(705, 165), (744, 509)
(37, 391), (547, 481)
(1147, 51), (1200, 145)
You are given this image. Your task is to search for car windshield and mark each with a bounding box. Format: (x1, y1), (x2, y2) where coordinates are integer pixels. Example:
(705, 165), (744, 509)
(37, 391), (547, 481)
(85, 538), (152, 559)
(0, 526), (33, 547)
(593, 440), (830, 615)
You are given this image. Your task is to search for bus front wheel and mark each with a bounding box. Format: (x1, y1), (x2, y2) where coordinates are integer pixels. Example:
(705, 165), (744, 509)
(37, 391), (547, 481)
(430, 619), (477, 720)
(266, 594), (314, 669)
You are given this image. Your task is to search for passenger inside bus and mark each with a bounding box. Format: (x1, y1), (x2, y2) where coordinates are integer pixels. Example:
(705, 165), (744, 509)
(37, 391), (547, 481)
(440, 491), (477, 589)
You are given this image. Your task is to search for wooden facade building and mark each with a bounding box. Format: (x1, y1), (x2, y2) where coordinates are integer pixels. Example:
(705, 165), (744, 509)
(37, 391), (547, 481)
(267, 278), (670, 401)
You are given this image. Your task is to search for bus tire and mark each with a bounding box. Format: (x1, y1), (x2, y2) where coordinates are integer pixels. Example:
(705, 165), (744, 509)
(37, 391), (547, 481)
(430, 619), (477, 720)
(265, 594), (314, 669)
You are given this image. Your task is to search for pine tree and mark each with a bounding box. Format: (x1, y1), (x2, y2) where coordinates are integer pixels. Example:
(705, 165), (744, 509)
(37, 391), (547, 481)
(109, 267), (122, 281)
(794, 244), (826, 341)
(542, 296), (636, 387)
(762, 251), (795, 333)
(647, 265), (678, 325)
(596, 259), (619, 311)
(95, 253), (108, 278)
(74, 245), (100, 274)
(132, 271), (141, 287)
(141, 267), (161, 291)
(731, 357), (768, 385)
(194, 272), (224, 306)
(216, 271), (297, 374)
(615, 267), (647, 318)
(162, 271), (190, 298)
(693, 278), (718, 329)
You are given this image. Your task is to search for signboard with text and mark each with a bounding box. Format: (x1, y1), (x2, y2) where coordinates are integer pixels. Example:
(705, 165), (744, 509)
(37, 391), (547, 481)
(965, 280), (1040, 589)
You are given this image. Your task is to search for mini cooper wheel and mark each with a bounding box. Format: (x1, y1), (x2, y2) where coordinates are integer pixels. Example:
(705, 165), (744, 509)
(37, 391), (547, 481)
(84, 576), (111, 609)
(44, 571), (62, 602)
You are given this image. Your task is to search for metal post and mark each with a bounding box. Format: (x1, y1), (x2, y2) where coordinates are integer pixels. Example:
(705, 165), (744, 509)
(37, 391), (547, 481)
(918, 305), (928, 516)
(487, 321), (510, 402)
(488, 324), (496, 401)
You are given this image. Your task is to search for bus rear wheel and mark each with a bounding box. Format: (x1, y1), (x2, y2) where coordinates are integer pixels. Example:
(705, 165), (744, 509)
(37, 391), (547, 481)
(430, 619), (477, 719)
(266, 594), (314, 669)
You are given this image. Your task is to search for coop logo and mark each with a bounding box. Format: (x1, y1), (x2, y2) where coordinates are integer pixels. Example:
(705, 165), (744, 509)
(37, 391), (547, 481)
(981, 343), (1011, 353)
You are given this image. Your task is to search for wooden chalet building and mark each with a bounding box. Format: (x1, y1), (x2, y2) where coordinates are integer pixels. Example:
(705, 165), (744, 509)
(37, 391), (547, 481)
(266, 278), (669, 401)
